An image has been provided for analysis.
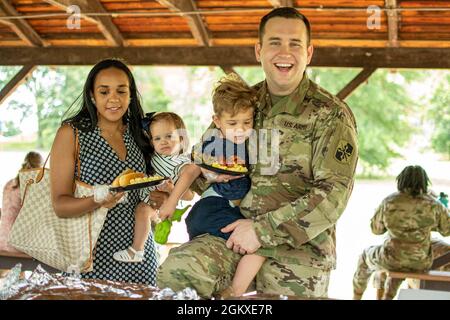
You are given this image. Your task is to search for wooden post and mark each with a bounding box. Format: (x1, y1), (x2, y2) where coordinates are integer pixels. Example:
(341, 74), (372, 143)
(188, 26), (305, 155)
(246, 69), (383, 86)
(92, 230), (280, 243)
(386, 0), (399, 48)
(268, 0), (294, 7)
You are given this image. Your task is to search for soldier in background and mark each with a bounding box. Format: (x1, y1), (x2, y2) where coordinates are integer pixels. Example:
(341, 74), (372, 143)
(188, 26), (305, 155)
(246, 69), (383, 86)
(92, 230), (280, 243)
(352, 165), (450, 300)
(157, 7), (359, 298)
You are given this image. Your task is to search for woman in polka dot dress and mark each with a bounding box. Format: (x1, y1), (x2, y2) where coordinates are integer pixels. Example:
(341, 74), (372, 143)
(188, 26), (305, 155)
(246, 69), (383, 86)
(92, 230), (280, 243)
(49, 59), (158, 285)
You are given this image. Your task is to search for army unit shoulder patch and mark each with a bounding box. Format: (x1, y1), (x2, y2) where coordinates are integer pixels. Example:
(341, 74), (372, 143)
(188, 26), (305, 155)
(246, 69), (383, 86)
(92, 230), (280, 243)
(335, 140), (354, 164)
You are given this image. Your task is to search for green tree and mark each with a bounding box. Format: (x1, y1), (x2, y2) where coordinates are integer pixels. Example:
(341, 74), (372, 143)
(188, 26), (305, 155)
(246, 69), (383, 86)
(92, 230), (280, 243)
(27, 67), (88, 149)
(234, 67), (265, 86)
(0, 66), (89, 150)
(0, 66), (27, 136)
(1, 120), (21, 136)
(428, 72), (450, 158)
(309, 68), (421, 175)
(134, 67), (171, 113)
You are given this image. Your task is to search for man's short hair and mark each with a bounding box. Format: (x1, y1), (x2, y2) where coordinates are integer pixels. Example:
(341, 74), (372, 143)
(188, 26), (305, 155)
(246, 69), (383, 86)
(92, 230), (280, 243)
(258, 7), (312, 46)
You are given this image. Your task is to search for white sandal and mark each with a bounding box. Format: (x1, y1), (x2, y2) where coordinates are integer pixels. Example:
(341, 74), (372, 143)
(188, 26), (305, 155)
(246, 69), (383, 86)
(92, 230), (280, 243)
(113, 247), (144, 263)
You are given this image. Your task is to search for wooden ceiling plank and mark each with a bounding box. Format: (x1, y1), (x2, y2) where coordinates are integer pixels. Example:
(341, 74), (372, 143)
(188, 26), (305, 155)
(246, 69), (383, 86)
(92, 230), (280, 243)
(43, 0), (124, 46)
(157, 0), (210, 46)
(0, 0), (45, 46)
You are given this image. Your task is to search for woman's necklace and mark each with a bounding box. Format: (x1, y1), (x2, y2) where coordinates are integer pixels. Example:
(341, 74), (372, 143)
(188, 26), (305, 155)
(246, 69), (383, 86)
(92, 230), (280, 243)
(99, 125), (123, 139)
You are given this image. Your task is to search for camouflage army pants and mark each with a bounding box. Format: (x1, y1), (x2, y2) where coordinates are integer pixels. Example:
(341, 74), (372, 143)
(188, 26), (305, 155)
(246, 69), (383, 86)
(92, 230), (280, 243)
(157, 234), (330, 298)
(353, 239), (450, 299)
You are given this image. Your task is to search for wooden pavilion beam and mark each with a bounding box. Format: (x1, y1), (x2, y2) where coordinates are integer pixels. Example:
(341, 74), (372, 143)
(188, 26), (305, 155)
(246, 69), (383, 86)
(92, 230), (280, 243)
(0, 65), (36, 105)
(386, 0), (399, 48)
(220, 65), (248, 85)
(0, 0), (45, 47)
(337, 67), (377, 100)
(43, 0), (124, 47)
(0, 47), (449, 69)
(157, 0), (210, 47)
(268, 0), (294, 7)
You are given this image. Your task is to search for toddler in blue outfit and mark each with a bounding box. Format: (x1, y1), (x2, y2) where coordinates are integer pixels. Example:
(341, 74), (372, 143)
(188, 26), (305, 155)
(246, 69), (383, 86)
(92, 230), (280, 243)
(158, 74), (266, 297)
(186, 134), (251, 240)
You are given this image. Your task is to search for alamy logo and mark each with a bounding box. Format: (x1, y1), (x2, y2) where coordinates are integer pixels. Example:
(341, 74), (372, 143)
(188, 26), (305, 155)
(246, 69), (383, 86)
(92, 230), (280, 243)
(67, 5), (81, 30)
(367, 5), (381, 30)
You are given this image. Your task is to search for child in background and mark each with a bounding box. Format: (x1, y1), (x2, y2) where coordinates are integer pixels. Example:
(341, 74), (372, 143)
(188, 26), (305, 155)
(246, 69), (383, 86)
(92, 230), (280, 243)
(157, 74), (266, 297)
(113, 112), (194, 263)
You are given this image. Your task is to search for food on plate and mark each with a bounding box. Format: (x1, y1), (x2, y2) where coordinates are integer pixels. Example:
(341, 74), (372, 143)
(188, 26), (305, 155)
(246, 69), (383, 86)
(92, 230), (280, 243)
(111, 169), (145, 187)
(129, 175), (165, 185)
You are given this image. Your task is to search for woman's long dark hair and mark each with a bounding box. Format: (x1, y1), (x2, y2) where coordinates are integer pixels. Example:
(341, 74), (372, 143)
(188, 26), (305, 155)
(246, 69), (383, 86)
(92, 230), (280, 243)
(62, 59), (153, 174)
(396, 165), (430, 197)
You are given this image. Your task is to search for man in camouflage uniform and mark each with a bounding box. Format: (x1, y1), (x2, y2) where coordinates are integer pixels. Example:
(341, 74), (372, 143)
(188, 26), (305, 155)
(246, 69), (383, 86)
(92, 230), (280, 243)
(157, 7), (358, 298)
(353, 165), (449, 300)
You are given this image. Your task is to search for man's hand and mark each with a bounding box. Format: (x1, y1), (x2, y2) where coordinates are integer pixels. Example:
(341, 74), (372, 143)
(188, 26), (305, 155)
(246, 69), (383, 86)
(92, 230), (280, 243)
(148, 190), (169, 208)
(221, 219), (261, 255)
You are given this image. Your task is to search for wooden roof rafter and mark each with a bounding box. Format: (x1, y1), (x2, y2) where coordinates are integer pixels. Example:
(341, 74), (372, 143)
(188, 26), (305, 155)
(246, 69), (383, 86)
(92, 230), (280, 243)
(156, 0), (210, 46)
(43, 0), (124, 47)
(0, 0), (45, 47)
(0, 47), (448, 69)
(0, 65), (36, 105)
(337, 67), (378, 100)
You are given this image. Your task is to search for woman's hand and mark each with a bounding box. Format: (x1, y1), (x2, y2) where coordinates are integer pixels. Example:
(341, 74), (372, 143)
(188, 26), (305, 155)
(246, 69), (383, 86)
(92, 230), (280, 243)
(100, 192), (125, 209)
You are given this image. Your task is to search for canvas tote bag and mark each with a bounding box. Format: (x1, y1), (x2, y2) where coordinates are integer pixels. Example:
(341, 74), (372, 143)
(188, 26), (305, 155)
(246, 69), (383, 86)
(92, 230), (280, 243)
(8, 128), (108, 273)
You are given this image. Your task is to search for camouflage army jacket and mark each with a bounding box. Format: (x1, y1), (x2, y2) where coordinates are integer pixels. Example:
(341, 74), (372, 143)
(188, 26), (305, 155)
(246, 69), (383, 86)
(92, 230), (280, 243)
(237, 73), (359, 270)
(371, 192), (450, 270)
(192, 74), (358, 270)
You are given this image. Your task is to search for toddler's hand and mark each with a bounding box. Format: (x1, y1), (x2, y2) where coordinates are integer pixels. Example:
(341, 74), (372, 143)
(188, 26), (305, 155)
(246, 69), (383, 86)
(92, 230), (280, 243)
(157, 179), (174, 193)
(156, 199), (177, 222)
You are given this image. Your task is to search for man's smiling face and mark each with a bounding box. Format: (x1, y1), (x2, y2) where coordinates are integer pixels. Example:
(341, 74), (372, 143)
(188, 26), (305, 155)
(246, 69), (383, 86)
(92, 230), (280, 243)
(255, 17), (313, 96)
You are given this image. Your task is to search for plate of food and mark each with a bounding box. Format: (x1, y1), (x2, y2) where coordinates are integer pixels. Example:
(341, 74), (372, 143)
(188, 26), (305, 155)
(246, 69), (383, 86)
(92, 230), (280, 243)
(196, 162), (249, 176)
(191, 153), (249, 176)
(110, 169), (168, 192)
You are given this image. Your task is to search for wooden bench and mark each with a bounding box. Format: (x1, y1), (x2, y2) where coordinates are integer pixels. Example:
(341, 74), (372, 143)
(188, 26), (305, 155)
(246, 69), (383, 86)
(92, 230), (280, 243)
(386, 270), (450, 292)
(373, 269), (450, 299)
(373, 250), (450, 299)
(0, 250), (59, 274)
